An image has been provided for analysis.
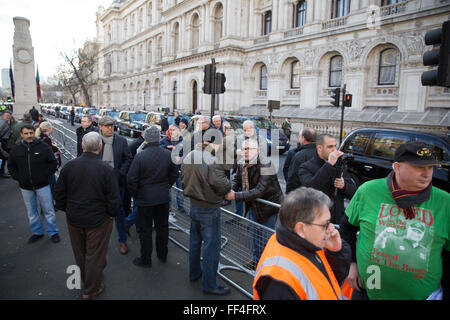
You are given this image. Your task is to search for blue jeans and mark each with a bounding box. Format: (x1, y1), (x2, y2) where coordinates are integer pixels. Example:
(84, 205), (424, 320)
(20, 185), (59, 236)
(249, 209), (277, 264)
(169, 176), (184, 209)
(189, 203), (221, 291)
(124, 198), (140, 232)
(235, 187), (243, 216)
(115, 186), (128, 243)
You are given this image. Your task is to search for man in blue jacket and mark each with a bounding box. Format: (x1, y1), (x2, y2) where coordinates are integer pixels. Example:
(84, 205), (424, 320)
(127, 126), (178, 267)
(98, 116), (132, 255)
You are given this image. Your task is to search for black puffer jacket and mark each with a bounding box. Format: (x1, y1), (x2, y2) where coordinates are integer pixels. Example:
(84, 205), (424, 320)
(8, 138), (58, 190)
(127, 142), (178, 207)
(232, 156), (283, 223)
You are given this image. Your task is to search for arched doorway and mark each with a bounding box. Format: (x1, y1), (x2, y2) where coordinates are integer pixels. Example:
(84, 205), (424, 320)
(192, 81), (198, 114)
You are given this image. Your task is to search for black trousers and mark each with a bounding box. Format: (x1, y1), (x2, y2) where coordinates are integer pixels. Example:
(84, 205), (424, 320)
(137, 203), (170, 263)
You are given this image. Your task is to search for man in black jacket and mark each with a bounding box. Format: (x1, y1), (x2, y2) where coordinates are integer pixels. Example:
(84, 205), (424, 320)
(98, 116), (132, 255)
(298, 134), (357, 225)
(226, 138), (283, 270)
(253, 187), (351, 300)
(53, 132), (120, 300)
(285, 128), (317, 193)
(76, 115), (98, 157)
(8, 124), (60, 244)
(127, 126), (178, 267)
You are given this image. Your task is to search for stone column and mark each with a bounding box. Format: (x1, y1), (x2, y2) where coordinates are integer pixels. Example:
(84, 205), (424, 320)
(12, 17), (37, 118)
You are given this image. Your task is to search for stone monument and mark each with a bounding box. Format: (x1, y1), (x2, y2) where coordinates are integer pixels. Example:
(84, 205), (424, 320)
(12, 17), (37, 118)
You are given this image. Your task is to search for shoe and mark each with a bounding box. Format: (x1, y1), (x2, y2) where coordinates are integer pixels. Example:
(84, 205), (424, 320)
(157, 255), (167, 263)
(82, 283), (104, 300)
(133, 257), (152, 268)
(50, 234), (61, 243)
(119, 242), (128, 255)
(203, 286), (231, 295)
(28, 234), (44, 244)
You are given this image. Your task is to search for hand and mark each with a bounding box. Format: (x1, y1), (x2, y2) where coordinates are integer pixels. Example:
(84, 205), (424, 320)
(167, 145), (174, 149)
(225, 190), (235, 201)
(334, 177), (345, 189)
(328, 150), (344, 166)
(324, 224), (342, 252)
(346, 262), (362, 291)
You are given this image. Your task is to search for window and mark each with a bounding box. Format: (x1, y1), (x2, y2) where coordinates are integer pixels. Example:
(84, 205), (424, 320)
(260, 65), (268, 90)
(263, 11), (272, 35)
(378, 49), (397, 85)
(291, 61), (300, 89)
(331, 0), (350, 19)
(367, 133), (409, 159)
(342, 132), (372, 155)
(294, 1), (306, 28)
(381, 0), (404, 6)
(191, 14), (200, 49)
(329, 55), (342, 87)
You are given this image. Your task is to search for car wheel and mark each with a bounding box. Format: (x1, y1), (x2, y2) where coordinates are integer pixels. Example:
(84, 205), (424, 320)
(349, 172), (360, 188)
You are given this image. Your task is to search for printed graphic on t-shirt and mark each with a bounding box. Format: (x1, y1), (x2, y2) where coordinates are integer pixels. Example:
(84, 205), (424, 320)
(371, 203), (434, 279)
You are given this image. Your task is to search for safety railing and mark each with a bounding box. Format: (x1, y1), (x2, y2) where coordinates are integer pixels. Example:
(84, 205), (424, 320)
(49, 118), (279, 299)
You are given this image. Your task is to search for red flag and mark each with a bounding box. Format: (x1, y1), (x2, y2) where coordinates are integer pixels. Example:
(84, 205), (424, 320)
(36, 66), (42, 102)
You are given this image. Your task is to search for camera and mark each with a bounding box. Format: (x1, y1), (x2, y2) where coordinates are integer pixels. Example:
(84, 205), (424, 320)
(335, 153), (354, 169)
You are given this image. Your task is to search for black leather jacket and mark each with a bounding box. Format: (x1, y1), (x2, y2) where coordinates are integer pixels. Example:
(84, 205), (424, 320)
(232, 156), (283, 223)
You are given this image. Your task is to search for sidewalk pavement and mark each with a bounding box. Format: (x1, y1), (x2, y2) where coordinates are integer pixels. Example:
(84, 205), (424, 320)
(0, 177), (248, 300)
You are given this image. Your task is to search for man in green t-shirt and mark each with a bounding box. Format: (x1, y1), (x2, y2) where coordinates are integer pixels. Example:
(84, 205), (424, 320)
(342, 141), (449, 300)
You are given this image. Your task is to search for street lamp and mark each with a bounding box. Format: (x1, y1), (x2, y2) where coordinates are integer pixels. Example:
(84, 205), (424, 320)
(143, 90), (146, 111)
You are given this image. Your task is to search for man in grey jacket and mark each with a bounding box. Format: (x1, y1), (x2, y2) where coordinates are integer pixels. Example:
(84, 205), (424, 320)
(181, 137), (233, 295)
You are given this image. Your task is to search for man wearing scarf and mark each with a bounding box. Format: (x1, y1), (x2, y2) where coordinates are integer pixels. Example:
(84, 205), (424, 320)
(342, 141), (449, 300)
(226, 139), (283, 270)
(98, 116), (132, 255)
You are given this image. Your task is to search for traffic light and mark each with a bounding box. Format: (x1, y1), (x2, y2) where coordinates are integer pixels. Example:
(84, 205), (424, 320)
(421, 20), (450, 87)
(343, 93), (352, 107)
(330, 87), (340, 107)
(203, 64), (214, 94)
(215, 73), (226, 94)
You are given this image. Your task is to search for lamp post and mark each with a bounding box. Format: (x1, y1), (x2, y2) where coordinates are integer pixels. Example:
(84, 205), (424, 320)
(143, 90), (146, 111)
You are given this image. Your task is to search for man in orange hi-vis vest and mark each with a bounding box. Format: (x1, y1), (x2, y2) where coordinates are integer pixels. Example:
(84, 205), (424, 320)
(253, 187), (351, 300)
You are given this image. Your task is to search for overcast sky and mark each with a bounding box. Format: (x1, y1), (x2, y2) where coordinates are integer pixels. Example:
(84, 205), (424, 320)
(0, 0), (113, 85)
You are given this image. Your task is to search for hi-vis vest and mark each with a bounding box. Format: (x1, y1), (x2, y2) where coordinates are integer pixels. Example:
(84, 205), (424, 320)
(253, 234), (342, 300)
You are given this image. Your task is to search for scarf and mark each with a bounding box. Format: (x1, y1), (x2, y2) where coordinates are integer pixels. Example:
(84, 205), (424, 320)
(386, 171), (432, 220)
(101, 135), (114, 168)
(242, 163), (256, 192)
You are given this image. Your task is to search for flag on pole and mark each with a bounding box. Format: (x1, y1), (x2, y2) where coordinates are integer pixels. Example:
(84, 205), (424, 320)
(9, 60), (15, 100)
(36, 65), (42, 102)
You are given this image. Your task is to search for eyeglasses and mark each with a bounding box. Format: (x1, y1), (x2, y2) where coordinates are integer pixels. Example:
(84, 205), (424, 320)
(244, 147), (258, 151)
(304, 221), (331, 231)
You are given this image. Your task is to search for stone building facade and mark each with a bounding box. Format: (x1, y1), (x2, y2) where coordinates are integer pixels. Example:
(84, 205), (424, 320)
(93, 0), (450, 130)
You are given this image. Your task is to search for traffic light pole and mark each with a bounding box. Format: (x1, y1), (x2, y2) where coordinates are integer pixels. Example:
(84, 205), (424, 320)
(339, 84), (346, 147)
(210, 58), (216, 120)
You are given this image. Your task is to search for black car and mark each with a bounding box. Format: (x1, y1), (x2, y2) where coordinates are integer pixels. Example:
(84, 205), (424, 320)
(340, 128), (449, 192)
(117, 111), (148, 137)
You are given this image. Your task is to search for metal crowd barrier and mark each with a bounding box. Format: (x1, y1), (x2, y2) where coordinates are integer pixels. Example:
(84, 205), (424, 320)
(49, 120), (278, 299)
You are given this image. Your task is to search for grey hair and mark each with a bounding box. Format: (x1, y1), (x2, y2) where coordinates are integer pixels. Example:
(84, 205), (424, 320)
(212, 115), (221, 121)
(279, 187), (333, 232)
(243, 120), (255, 129)
(82, 131), (102, 153)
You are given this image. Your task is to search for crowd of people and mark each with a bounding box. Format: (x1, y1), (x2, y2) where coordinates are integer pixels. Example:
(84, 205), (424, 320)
(0, 108), (448, 301)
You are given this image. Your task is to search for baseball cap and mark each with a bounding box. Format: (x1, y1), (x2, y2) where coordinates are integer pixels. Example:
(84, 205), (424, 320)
(98, 116), (115, 126)
(394, 141), (440, 166)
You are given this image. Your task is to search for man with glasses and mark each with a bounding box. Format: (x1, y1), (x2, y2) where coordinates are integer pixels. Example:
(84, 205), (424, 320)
(253, 187), (351, 300)
(226, 139), (283, 270)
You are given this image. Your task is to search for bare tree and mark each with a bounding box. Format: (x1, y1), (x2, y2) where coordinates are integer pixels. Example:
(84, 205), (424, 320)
(58, 41), (100, 107)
